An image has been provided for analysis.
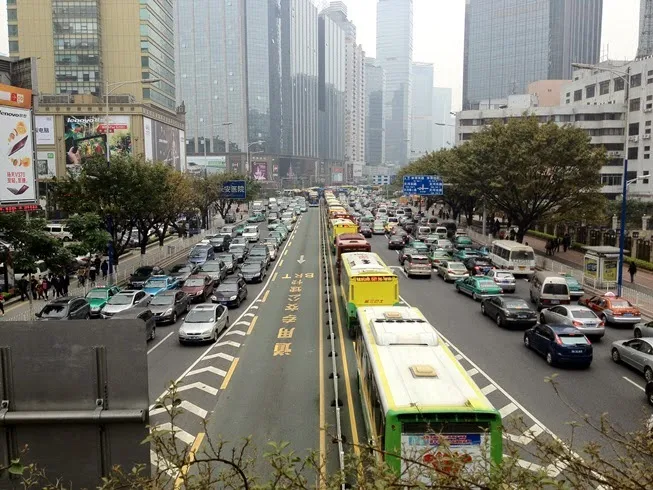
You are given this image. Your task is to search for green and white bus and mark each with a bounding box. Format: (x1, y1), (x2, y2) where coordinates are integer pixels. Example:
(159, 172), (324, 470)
(355, 306), (503, 478)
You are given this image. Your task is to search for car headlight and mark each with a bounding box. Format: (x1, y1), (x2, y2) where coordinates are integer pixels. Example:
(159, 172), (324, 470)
(229, 295), (237, 300)
(195, 291), (203, 295)
(165, 309), (173, 315)
(91, 306), (100, 311)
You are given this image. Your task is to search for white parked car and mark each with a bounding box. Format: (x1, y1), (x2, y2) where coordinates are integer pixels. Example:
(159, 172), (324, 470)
(266, 243), (278, 260)
(634, 320), (653, 339)
(242, 225), (260, 243)
(486, 270), (517, 293)
(179, 304), (229, 345)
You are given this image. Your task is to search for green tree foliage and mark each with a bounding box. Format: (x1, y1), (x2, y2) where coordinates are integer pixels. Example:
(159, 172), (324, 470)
(191, 172), (261, 227)
(65, 213), (111, 258)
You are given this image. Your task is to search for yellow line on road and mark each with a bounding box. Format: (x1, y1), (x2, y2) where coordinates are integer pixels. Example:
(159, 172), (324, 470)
(318, 206), (327, 483)
(261, 290), (270, 303)
(247, 316), (258, 335)
(283, 249), (288, 257)
(272, 272), (278, 282)
(325, 215), (360, 455)
(220, 358), (239, 390)
(174, 432), (205, 489)
(288, 241), (293, 247)
(278, 259), (284, 267)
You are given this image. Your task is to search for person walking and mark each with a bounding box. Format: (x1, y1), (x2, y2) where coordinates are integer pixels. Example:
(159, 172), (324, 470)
(629, 261), (637, 283)
(101, 260), (108, 280)
(18, 275), (28, 301)
(41, 276), (49, 300)
(0, 291), (5, 316)
(88, 264), (97, 286)
(93, 255), (101, 273)
(51, 275), (60, 298)
(563, 232), (571, 253)
(555, 237), (561, 254)
(63, 273), (70, 296)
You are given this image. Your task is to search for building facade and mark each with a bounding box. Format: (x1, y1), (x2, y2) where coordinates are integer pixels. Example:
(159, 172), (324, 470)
(376, 0), (413, 166)
(432, 87), (453, 151)
(527, 80), (571, 107)
(637, 0), (653, 59)
(365, 57), (385, 165)
(462, 0), (602, 110)
(410, 62), (433, 159)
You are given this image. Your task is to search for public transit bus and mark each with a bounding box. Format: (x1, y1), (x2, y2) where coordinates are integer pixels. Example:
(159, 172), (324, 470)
(335, 233), (371, 264)
(330, 219), (359, 251)
(328, 207), (351, 222)
(308, 190), (319, 207)
(488, 240), (536, 276)
(355, 305), (503, 478)
(339, 252), (400, 337)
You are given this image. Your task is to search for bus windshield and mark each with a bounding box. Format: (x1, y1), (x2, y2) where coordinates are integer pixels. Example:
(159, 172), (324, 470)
(510, 250), (535, 261)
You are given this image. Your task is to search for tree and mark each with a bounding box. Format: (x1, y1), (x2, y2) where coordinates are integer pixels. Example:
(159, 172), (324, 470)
(441, 116), (606, 242)
(65, 213), (111, 259)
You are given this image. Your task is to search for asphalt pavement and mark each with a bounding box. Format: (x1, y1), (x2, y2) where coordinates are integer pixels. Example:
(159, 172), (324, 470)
(366, 232), (653, 469)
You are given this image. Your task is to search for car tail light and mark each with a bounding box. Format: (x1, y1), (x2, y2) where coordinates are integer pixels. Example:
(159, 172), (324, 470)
(599, 321), (605, 326)
(572, 320), (583, 327)
(554, 335), (563, 345)
(612, 310), (622, 316)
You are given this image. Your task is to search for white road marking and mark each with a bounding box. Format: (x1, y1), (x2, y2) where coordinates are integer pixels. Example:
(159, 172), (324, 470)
(623, 376), (646, 392)
(243, 313), (256, 318)
(147, 331), (174, 355)
(250, 305), (259, 310)
(513, 458), (560, 477)
(466, 368), (479, 376)
(150, 450), (178, 477)
(152, 422), (196, 445)
(215, 340), (241, 348)
(150, 400), (208, 419)
(204, 352), (235, 362)
(454, 354), (463, 360)
(233, 321), (250, 327)
(225, 330), (246, 337)
(175, 382), (219, 396)
(481, 384), (497, 395)
(504, 424), (544, 445)
(499, 402), (518, 418)
(186, 366), (227, 378)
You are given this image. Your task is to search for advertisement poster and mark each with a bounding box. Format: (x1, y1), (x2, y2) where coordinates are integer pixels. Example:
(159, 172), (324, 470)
(332, 167), (344, 183)
(35, 115), (55, 145)
(143, 117), (153, 160)
(36, 151), (56, 178)
(0, 83), (32, 109)
(401, 432), (488, 478)
(272, 163), (279, 178)
(353, 163), (363, 178)
(152, 119), (182, 171)
(0, 107), (36, 203)
(251, 161), (268, 181)
(584, 256), (598, 278)
(64, 115), (132, 169)
(179, 130), (187, 172)
(603, 258), (617, 282)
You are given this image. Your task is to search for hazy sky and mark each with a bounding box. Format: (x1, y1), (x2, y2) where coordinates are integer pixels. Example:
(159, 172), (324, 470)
(343, 0), (640, 110)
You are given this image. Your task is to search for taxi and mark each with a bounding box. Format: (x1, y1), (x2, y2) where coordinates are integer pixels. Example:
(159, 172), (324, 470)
(86, 285), (121, 318)
(455, 276), (503, 301)
(578, 292), (641, 325)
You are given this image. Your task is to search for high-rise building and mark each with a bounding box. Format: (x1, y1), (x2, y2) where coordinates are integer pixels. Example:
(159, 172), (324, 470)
(410, 62), (433, 159)
(365, 57), (385, 165)
(376, 0), (413, 166)
(318, 11), (345, 166)
(637, 0), (653, 59)
(432, 87), (453, 151)
(323, 2), (365, 180)
(463, 0), (603, 110)
(9, 0), (185, 177)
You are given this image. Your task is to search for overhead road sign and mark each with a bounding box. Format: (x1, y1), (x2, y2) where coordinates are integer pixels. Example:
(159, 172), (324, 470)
(402, 175), (443, 195)
(221, 180), (246, 200)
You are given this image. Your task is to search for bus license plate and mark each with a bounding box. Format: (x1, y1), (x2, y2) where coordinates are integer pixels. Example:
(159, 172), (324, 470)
(519, 266), (526, 270)
(551, 300), (560, 304)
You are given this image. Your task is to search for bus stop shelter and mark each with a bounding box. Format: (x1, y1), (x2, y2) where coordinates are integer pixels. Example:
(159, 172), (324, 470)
(582, 246), (622, 290)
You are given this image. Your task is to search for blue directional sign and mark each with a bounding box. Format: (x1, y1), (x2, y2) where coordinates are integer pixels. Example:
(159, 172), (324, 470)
(403, 175), (444, 196)
(221, 180), (246, 200)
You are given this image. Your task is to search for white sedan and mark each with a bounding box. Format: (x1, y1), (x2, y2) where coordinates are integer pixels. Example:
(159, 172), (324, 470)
(634, 320), (653, 339)
(242, 225), (260, 243)
(179, 304), (229, 344)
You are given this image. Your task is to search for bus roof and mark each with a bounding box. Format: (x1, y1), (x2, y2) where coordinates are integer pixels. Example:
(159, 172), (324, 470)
(336, 233), (367, 243)
(491, 240), (534, 250)
(331, 218), (355, 226)
(341, 252), (391, 275)
(357, 306), (494, 414)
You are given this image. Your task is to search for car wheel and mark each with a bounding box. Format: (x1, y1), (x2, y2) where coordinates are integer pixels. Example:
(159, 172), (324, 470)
(611, 348), (621, 363)
(472, 292), (478, 301)
(172, 312), (178, 324)
(84, 313), (90, 320)
(645, 367), (653, 382)
(539, 314), (546, 324)
(236, 298), (241, 308)
(600, 314), (608, 324)
(481, 303), (486, 315)
(496, 314), (502, 327)
(634, 328), (642, 338)
(523, 335), (531, 348)
(212, 329), (219, 343)
(546, 351), (555, 366)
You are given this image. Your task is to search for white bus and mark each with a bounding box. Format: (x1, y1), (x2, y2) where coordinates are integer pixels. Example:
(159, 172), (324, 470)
(488, 240), (536, 276)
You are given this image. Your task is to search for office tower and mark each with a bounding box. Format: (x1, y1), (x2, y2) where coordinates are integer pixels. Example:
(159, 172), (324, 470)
(432, 87), (453, 151)
(637, 0), (653, 59)
(410, 62), (433, 159)
(376, 0), (413, 166)
(463, 0), (602, 109)
(176, 0), (248, 157)
(365, 57), (385, 165)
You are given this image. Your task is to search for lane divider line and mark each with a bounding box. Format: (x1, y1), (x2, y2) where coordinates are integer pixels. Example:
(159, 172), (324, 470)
(278, 259), (284, 267)
(220, 358), (240, 390)
(174, 432), (205, 489)
(247, 316), (258, 335)
(262, 290), (270, 302)
(147, 331), (174, 355)
(623, 376), (646, 392)
(272, 273), (278, 282)
(317, 210), (327, 481)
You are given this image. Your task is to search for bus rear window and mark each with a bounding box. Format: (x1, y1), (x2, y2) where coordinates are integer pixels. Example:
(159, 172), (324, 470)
(543, 284), (568, 295)
(510, 250), (535, 261)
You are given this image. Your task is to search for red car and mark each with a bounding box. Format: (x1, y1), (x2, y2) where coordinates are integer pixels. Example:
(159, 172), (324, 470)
(577, 293), (641, 325)
(181, 274), (214, 303)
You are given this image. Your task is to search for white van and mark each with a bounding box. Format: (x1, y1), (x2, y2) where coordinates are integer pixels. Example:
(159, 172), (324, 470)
(529, 271), (570, 310)
(45, 223), (72, 241)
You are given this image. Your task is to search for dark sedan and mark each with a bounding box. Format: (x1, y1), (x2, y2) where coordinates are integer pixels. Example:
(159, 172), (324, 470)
(388, 234), (405, 250)
(200, 260), (227, 285)
(109, 307), (156, 341)
(181, 274), (214, 302)
(249, 245), (271, 269)
(359, 225), (372, 238)
(524, 324), (593, 368)
(216, 253), (237, 274)
(481, 296), (537, 328)
(229, 244), (248, 263)
(464, 257), (495, 275)
(36, 297), (90, 320)
(149, 290), (190, 324)
(168, 263), (200, 284)
(209, 234), (232, 252)
(212, 276), (248, 308)
(129, 266), (155, 289)
(241, 260), (266, 283)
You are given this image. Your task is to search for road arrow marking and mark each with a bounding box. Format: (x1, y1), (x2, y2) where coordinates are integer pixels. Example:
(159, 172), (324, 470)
(225, 330), (246, 337)
(152, 422), (196, 445)
(214, 341), (241, 348)
(150, 400), (208, 419)
(204, 352), (235, 362)
(297, 255), (305, 264)
(186, 366), (227, 378)
(151, 450), (179, 477)
(175, 382), (219, 396)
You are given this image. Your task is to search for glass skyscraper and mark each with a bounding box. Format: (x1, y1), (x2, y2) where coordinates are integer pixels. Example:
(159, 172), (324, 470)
(410, 62), (433, 159)
(376, 0), (413, 166)
(463, 0), (602, 110)
(365, 57), (385, 165)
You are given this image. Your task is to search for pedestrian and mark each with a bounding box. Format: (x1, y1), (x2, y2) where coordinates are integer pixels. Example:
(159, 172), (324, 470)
(63, 273), (70, 296)
(101, 259), (108, 279)
(36, 278), (44, 300)
(30, 276), (37, 299)
(509, 228), (516, 241)
(562, 232), (570, 253)
(554, 237), (561, 254)
(78, 267), (86, 288)
(94, 255), (101, 273)
(89, 265), (97, 286)
(51, 275), (60, 298)
(629, 261), (637, 283)
(41, 276), (49, 300)
(0, 291), (4, 315)
(18, 275), (28, 301)
(545, 240), (552, 256)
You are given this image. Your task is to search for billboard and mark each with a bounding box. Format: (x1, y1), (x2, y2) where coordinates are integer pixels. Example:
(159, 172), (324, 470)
(353, 163), (363, 178)
(186, 156), (227, 174)
(64, 115), (132, 169)
(37, 151), (56, 179)
(251, 161), (268, 181)
(35, 115), (55, 145)
(0, 83), (32, 109)
(0, 107), (36, 203)
(143, 117), (183, 171)
(332, 166), (344, 183)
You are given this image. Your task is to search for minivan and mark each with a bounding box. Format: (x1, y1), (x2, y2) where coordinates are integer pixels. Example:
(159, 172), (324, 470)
(45, 223), (73, 241)
(529, 271), (570, 310)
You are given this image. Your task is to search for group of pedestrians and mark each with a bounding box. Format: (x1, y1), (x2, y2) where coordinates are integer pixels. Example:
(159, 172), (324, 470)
(77, 256), (109, 287)
(545, 233), (572, 256)
(16, 272), (70, 302)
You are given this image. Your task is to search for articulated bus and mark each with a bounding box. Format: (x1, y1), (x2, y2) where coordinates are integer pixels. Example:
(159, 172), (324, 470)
(355, 306), (503, 479)
(488, 240), (536, 276)
(339, 252), (399, 337)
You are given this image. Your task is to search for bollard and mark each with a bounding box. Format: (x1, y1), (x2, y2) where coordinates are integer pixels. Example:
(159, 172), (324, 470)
(328, 351), (338, 357)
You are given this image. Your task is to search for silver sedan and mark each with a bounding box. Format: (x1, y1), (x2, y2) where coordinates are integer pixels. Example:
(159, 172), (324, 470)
(539, 304), (605, 339)
(611, 338), (653, 382)
(633, 320), (653, 339)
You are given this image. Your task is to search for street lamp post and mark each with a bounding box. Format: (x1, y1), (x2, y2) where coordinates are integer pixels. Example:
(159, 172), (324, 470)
(104, 78), (159, 285)
(246, 140), (265, 176)
(572, 63), (631, 295)
(221, 122), (233, 170)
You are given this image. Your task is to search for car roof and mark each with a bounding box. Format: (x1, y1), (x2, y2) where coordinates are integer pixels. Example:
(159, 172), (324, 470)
(49, 296), (81, 305)
(109, 307), (151, 318)
(546, 324), (584, 334)
(192, 304), (219, 311)
(187, 274), (209, 279)
(117, 290), (140, 296)
(222, 276), (242, 283)
(564, 304), (593, 312)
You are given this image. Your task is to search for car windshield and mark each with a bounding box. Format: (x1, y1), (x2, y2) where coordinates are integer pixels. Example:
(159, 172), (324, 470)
(565, 278), (581, 287)
(146, 279), (167, 288)
(611, 300), (632, 308)
(450, 263), (467, 270)
(543, 284), (568, 295)
(242, 264), (259, 271)
(217, 284), (238, 292)
(221, 228), (232, 233)
(511, 250), (535, 261)
(185, 309), (215, 323)
(108, 294), (134, 305)
(190, 249), (207, 258)
(40, 304), (68, 318)
(231, 245), (245, 251)
(558, 335), (590, 345)
(170, 264), (190, 273)
(86, 290), (108, 299)
(217, 254), (233, 262)
(244, 227), (258, 233)
(202, 264), (222, 272)
(134, 267), (152, 276)
(185, 279), (205, 287)
(477, 278), (495, 285)
(151, 295), (175, 306)
(412, 257), (430, 264)
(504, 300), (530, 309)
(571, 310), (597, 319)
